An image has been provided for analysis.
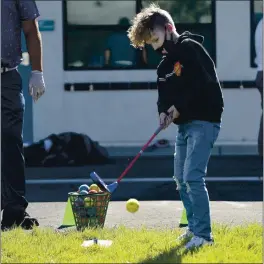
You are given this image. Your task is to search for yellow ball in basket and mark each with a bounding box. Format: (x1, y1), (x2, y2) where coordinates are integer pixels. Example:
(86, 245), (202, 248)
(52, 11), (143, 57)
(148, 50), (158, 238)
(89, 184), (100, 192)
(126, 198), (139, 213)
(84, 197), (94, 207)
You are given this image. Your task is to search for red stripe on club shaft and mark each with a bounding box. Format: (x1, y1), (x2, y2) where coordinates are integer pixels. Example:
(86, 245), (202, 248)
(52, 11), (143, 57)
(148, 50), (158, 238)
(117, 131), (159, 183)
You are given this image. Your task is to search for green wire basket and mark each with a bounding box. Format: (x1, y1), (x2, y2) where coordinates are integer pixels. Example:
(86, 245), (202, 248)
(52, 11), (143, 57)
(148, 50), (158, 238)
(68, 191), (111, 231)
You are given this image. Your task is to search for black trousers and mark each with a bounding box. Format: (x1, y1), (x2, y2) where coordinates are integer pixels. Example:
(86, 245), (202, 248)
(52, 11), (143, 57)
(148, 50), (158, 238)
(256, 70), (263, 157)
(1, 69), (28, 213)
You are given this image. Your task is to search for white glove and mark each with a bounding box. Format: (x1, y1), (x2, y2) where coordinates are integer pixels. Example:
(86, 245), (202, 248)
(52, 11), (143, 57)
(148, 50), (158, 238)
(29, 70), (46, 102)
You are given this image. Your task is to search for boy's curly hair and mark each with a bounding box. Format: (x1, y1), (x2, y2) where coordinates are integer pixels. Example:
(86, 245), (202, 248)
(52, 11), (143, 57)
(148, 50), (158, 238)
(127, 3), (174, 48)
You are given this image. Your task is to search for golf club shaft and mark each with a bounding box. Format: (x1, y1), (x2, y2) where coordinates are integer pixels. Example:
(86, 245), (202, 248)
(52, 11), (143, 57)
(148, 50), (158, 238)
(116, 125), (163, 183)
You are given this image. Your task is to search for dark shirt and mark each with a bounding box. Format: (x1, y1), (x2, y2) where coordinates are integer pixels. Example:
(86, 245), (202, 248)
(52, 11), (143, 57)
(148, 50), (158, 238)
(1, 0), (40, 68)
(157, 31), (224, 124)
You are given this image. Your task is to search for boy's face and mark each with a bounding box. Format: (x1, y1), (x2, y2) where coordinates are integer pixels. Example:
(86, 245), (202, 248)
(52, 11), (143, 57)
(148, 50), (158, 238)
(146, 26), (166, 52)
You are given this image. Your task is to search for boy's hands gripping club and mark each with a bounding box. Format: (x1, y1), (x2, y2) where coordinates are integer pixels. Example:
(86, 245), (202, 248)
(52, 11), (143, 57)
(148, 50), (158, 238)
(159, 105), (180, 129)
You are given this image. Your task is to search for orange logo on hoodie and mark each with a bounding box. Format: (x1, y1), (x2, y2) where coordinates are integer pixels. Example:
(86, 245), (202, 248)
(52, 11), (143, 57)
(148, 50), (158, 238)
(174, 61), (182, 76)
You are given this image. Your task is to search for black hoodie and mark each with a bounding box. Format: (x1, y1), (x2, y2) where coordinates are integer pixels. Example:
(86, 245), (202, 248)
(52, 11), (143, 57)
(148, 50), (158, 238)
(157, 31), (224, 124)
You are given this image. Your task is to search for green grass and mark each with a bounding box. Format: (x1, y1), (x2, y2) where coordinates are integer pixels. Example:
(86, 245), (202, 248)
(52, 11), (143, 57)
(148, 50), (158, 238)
(1, 223), (262, 263)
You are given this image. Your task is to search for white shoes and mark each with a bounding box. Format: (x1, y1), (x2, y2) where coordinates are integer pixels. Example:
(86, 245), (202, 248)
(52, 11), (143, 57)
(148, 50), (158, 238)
(177, 228), (194, 241)
(185, 236), (214, 250)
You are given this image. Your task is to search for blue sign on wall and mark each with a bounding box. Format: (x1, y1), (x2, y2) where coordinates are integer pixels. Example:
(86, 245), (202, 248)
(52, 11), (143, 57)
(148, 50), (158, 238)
(38, 20), (55, 31)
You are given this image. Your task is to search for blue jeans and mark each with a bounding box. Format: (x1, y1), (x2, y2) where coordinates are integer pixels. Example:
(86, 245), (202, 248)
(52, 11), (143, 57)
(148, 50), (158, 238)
(173, 120), (220, 240)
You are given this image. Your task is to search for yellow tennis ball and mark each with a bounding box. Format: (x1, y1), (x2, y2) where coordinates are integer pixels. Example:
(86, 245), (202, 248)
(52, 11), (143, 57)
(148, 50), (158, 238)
(84, 197), (94, 207)
(126, 198), (139, 213)
(89, 184), (100, 192)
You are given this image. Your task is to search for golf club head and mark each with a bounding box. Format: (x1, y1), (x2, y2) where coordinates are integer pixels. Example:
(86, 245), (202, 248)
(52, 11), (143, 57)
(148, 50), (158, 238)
(107, 182), (118, 193)
(90, 171), (109, 192)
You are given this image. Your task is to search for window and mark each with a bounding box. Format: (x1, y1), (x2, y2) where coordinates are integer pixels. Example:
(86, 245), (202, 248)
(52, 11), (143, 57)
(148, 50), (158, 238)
(250, 0), (263, 68)
(66, 1), (136, 25)
(66, 28), (147, 69)
(64, 0), (216, 70)
(64, 0), (141, 70)
(141, 0), (212, 23)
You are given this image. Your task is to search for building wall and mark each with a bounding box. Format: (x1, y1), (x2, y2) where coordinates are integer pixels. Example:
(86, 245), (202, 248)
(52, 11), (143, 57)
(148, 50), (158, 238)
(33, 1), (261, 146)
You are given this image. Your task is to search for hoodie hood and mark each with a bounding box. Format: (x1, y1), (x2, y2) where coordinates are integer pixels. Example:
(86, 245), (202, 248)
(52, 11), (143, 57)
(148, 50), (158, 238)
(178, 31), (204, 44)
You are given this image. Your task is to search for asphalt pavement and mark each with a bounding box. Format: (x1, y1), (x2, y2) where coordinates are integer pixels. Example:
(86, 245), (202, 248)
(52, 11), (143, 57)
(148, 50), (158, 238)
(26, 201), (262, 230)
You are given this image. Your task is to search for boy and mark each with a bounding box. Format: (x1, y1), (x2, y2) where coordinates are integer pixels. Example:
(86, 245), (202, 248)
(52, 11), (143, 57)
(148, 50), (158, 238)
(128, 4), (224, 249)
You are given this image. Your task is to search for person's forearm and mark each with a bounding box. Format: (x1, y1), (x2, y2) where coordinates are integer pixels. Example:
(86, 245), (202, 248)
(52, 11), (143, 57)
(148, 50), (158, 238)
(25, 31), (43, 72)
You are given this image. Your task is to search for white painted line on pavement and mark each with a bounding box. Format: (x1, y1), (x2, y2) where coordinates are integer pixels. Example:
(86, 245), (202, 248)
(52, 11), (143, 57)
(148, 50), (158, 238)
(224, 202), (247, 208)
(26, 176), (262, 185)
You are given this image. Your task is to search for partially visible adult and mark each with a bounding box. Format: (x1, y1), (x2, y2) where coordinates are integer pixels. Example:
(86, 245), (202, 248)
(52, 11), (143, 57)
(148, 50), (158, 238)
(1, 0), (46, 230)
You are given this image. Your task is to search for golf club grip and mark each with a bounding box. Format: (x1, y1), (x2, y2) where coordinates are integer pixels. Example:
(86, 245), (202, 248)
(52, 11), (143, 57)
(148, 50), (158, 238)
(117, 125), (163, 183)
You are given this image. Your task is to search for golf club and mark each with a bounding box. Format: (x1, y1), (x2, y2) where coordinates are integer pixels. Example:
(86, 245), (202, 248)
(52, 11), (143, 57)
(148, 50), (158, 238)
(90, 123), (167, 193)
